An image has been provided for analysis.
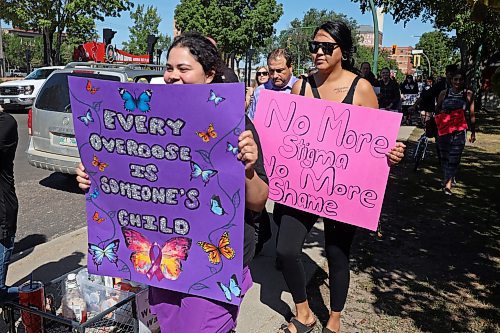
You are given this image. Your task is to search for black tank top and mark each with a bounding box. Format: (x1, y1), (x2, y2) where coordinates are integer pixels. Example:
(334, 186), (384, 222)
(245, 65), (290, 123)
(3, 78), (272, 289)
(299, 75), (361, 104)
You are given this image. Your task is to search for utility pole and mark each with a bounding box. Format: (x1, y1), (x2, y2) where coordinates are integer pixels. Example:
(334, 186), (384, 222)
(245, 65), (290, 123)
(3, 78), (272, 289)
(368, 0), (379, 75)
(0, 19), (5, 77)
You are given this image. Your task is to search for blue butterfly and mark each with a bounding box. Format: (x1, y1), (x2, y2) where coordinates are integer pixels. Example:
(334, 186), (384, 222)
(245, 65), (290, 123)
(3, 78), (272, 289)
(208, 90), (225, 106)
(88, 240), (120, 270)
(88, 188), (99, 200)
(217, 274), (242, 302)
(226, 142), (238, 155)
(119, 88), (152, 113)
(190, 161), (218, 186)
(78, 109), (94, 126)
(210, 195), (227, 216)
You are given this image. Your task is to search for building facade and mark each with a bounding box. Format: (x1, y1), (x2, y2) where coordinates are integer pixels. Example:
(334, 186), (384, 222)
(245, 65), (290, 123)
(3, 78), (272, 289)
(357, 25), (383, 48)
(381, 45), (415, 75)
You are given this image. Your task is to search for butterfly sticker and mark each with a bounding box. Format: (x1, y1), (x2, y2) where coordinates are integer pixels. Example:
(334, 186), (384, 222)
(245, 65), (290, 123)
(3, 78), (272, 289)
(197, 231), (235, 265)
(88, 240), (120, 270)
(226, 142), (238, 155)
(92, 155), (109, 172)
(190, 161), (218, 186)
(217, 274), (242, 302)
(122, 227), (192, 281)
(196, 123), (217, 142)
(92, 211), (105, 223)
(86, 80), (99, 94)
(88, 188), (99, 200)
(78, 109), (94, 126)
(119, 88), (152, 113)
(210, 195), (227, 216)
(208, 90), (225, 106)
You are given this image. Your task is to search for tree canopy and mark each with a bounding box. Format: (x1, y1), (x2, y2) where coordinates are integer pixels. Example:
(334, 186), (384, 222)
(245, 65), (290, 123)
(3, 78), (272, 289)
(0, 0), (133, 65)
(174, 0), (283, 63)
(415, 31), (459, 77)
(122, 4), (171, 56)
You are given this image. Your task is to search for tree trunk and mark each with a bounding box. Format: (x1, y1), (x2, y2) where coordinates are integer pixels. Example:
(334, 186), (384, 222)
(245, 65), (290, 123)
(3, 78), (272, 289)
(54, 30), (64, 65)
(42, 28), (54, 66)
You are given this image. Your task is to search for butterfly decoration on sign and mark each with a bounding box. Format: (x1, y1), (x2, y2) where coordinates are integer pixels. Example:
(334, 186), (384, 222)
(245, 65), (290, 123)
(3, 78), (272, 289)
(196, 123), (217, 142)
(190, 161), (218, 186)
(92, 211), (105, 223)
(122, 227), (192, 281)
(210, 195), (227, 216)
(88, 240), (120, 270)
(208, 90), (225, 106)
(88, 188), (99, 200)
(197, 231), (235, 265)
(217, 274), (242, 302)
(118, 88), (152, 113)
(86, 80), (99, 94)
(92, 155), (109, 172)
(78, 109), (94, 126)
(226, 142), (238, 155)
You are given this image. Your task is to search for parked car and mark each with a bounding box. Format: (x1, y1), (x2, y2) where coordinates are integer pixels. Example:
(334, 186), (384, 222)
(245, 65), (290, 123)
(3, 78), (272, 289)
(7, 69), (27, 77)
(0, 66), (64, 110)
(27, 62), (166, 174)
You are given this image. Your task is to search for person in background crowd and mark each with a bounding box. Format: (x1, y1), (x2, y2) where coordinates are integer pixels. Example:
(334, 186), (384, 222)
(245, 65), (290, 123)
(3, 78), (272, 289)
(359, 62), (379, 87)
(76, 32), (269, 333)
(378, 67), (401, 111)
(400, 75), (419, 125)
(0, 110), (19, 303)
(276, 21), (405, 333)
(435, 68), (476, 195)
(247, 48), (299, 258)
(246, 66), (269, 109)
(247, 48), (298, 121)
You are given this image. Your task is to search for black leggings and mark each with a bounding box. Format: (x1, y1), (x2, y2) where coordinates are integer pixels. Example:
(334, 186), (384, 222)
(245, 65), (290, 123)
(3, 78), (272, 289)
(274, 203), (356, 312)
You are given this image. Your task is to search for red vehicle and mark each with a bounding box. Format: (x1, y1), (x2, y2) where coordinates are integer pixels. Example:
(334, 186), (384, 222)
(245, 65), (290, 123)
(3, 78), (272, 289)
(73, 42), (150, 64)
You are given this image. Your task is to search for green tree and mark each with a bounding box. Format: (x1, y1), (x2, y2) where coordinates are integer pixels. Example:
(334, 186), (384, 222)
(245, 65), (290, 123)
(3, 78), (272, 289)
(415, 31), (458, 77)
(276, 8), (359, 74)
(122, 4), (171, 56)
(2, 33), (44, 70)
(0, 0), (133, 65)
(174, 0), (283, 66)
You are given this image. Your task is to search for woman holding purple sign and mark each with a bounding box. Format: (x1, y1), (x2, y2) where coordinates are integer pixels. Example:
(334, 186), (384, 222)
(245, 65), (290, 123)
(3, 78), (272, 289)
(275, 21), (405, 333)
(76, 32), (269, 333)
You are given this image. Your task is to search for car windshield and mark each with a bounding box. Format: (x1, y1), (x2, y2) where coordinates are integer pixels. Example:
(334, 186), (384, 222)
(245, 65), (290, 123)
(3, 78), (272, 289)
(25, 68), (57, 80)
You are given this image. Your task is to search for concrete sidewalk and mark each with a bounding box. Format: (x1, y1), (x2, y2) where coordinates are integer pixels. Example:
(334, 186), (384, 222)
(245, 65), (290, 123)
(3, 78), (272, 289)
(0, 204), (325, 333)
(1, 126), (416, 332)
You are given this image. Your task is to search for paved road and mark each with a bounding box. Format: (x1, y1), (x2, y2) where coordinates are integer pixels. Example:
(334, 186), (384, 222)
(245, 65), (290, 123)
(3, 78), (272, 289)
(2, 107), (86, 254)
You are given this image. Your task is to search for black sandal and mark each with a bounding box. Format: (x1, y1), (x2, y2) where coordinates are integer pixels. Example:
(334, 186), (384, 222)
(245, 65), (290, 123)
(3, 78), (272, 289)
(279, 317), (316, 333)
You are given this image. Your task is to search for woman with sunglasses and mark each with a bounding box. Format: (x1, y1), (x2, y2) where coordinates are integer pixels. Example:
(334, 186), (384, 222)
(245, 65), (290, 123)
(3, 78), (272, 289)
(246, 66), (270, 109)
(276, 21), (405, 333)
(76, 32), (269, 333)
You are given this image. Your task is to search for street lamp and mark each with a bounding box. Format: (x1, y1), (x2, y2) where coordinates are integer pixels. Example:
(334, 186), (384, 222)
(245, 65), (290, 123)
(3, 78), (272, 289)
(411, 49), (431, 77)
(360, 0), (380, 74)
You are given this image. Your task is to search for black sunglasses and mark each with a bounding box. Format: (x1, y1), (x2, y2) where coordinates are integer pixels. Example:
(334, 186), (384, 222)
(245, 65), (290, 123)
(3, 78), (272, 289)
(256, 71), (269, 77)
(308, 41), (340, 56)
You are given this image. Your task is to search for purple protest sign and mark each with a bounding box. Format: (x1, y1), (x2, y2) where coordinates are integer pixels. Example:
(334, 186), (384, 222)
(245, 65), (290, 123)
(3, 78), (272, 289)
(69, 77), (246, 305)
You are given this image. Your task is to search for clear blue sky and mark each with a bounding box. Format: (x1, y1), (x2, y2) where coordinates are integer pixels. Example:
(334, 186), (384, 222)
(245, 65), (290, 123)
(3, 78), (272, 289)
(96, 0), (436, 49)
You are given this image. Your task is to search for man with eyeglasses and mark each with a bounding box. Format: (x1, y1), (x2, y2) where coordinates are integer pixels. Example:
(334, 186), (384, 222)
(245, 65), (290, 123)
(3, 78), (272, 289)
(247, 48), (298, 121)
(247, 48), (298, 259)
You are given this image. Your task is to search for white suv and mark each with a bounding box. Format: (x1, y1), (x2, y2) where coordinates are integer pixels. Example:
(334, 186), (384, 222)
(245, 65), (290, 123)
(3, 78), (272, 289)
(0, 66), (64, 110)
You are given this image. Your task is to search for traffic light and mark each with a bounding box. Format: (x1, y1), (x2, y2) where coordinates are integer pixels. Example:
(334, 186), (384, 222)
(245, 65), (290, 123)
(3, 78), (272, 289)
(103, 28), (116, 45)
(391, 44), (397, 55)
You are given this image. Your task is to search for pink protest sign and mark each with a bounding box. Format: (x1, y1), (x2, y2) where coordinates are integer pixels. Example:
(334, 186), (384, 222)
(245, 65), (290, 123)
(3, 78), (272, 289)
(254, 90), (402, 231)
(434, 109), (468, 136)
